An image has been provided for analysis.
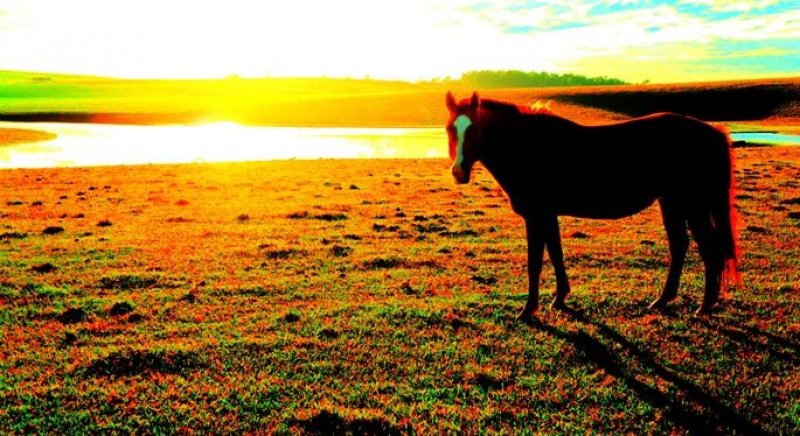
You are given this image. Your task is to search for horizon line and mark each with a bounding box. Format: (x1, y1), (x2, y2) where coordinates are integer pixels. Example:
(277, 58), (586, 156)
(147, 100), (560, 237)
(3, 68), (799, 87)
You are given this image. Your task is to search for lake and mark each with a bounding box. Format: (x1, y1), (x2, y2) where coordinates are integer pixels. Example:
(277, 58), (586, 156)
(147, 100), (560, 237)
(1, 121), (798, 169)
(731, 132), (800, 147)
(0, 122), (447, 169)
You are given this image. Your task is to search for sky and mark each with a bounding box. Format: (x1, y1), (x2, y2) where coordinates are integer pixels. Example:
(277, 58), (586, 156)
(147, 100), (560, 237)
(0, 0), (798, 83)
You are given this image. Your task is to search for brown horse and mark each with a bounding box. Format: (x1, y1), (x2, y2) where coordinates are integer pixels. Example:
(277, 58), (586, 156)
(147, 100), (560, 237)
(445, 92), (739, 321)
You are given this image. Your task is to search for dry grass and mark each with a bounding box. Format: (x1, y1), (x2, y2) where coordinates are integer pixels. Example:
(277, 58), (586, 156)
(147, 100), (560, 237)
(0, 147), (798, 433)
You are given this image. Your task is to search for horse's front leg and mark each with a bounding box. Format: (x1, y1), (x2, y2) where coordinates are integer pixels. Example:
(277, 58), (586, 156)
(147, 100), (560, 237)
(517, 217), (545, 322)
(542, 214), (571, 310)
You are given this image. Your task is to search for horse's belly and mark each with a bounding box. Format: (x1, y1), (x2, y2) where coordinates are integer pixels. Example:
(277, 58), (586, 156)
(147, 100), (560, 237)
(562, 195), (656, 219)
(543, 188), (656, 219)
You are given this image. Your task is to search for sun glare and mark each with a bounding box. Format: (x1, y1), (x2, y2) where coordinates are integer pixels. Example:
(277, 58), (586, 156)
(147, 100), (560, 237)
(0, 2), (797, 84)
(0, 1), (458, 80)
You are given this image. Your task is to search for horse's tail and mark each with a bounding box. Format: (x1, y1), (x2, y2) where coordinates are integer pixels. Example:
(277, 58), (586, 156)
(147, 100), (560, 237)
(712, 127), (741, 288)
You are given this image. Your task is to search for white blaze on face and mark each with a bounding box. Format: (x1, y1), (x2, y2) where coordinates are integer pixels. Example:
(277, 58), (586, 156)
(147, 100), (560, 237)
(453, 114), (472, 170)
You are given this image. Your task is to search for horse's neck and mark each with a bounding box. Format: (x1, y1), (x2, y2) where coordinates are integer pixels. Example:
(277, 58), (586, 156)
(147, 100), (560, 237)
(476, 114), (525, 192)
(477, 112), (580, 192)
(478, 112), (578, 161)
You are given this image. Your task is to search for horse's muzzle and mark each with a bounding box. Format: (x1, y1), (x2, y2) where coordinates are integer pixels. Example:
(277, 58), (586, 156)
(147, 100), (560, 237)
(452, 164), (470, 184)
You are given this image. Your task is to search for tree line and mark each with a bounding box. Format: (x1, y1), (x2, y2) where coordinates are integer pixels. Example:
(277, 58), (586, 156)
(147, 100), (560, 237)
(446, 70), (627, 88)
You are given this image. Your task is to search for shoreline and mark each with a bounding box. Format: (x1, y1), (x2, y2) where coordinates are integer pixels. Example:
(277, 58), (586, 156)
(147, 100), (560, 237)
(1, 119), (797, 169)
(0, 127), (57, 146)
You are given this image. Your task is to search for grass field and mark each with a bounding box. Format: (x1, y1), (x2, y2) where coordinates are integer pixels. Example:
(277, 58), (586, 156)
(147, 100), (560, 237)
(2, 71), (799, 128)
(1, 145), (798, 433)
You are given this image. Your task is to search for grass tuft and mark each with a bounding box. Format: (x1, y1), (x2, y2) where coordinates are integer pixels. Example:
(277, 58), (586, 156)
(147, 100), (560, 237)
(318, 328), (340, 340)
(109, 301), (134, 316)
(166, 217), (194, 223)
(571, 231), (590, 239)
(313, 213), (348, 221)
(82, 349), (205, 377)
(471, 274), (497, 286)
(372, 223), (400, 232)
(42, 226), (64, 235)
(293, 410), (405, 436)
(0, 231), (27, 240)
(331, 245), (352, 257)
(413, 223), (447, 233)
(362, 257), (405, 270)
(474, 372), (507, 391)
(439, 229), (479, 238)
(58, 307), (87, 324)
(264, 248), (306, 260)
(98, 274), (159, 291)
(287, 211), (310, 219)
(30, 263), (58, 274)
(283, 310), (301, 323)
(180, 292), (198, 303)
(62, 332), (78, 346)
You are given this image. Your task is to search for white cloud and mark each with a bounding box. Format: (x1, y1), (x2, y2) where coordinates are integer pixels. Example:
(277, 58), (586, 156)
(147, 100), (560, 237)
(679, 0), (784, 12)
(0, 0), (797, 82)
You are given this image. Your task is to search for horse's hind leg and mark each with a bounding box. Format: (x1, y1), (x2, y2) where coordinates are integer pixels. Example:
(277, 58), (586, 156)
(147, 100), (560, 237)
(688, 210), (724, 315)
(649, 197), (688, 310)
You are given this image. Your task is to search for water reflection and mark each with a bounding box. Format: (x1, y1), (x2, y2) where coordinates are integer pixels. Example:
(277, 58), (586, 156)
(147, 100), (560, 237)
(731, 132), (800, 146)
(6, 121), (795, 170)
(0, 122), (447, 169)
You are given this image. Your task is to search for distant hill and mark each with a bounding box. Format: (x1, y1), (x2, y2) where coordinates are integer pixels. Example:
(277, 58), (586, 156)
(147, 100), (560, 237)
(0, 71), (797, 126)
(452, 70), (627, 88)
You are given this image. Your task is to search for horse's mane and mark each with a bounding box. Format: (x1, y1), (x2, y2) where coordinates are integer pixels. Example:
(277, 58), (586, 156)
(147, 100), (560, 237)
(480, 98), (559, 118)
(479, 98), (578, 131)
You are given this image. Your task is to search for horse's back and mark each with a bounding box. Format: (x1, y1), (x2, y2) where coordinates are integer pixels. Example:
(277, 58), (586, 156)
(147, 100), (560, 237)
(574, 113), (731, 187)
(504, 112), (732, 218)
(588, 112), (727, 153)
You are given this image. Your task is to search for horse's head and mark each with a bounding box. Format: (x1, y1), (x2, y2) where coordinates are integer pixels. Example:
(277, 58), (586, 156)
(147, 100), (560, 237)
(446, 91), (480, 184)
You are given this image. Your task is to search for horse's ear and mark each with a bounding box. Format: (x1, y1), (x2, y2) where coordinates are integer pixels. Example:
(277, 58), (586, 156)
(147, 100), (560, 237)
(470, 91), (480, 109)
(446, 91), (457, 112)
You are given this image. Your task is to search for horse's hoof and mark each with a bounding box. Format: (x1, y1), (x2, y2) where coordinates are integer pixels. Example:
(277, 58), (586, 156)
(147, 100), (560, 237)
(516, 308), (537, 324)
(647, 300), (668, 311)
(694, 305), (715, 316)
(551, 300), (569, 312)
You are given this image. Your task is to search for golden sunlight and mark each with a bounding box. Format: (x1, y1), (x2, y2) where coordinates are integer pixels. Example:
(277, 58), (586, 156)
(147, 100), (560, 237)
(0, 1), (458, 80)
(2, 0), (797, 82)
(0, 121), (446, 168)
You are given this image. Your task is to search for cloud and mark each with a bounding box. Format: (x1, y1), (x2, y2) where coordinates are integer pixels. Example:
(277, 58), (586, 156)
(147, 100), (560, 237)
(679, 0), (784, 13)
(0, 0), (796, 82)
(464, 0), (800, 81)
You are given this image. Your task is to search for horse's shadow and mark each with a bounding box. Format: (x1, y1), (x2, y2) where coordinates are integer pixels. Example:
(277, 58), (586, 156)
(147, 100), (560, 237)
(697, 300), (800, 366)
(526, 304), (771, 435)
